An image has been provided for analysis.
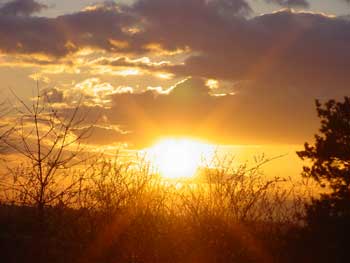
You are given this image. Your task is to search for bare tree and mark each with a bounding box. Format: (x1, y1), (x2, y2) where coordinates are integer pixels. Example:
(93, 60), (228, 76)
(1, 86), (92, 221)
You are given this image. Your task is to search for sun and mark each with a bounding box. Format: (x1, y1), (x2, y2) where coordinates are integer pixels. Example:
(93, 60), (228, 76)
(145, 138), (215, 179)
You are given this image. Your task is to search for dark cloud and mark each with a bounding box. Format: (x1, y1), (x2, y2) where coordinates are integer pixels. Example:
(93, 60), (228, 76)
(132, 0), (252, 20)
(0, 0), (347, 65)
(0, 4), (137, 57)
(0, 0), (254, 57)
(264, 0), (309, 8)
(129, 0), (253, 53)
(160, 10), (350, 93)
(125, 2), (350, 97)
(1, 0), (350, 146)
(0, 0), (47, 16)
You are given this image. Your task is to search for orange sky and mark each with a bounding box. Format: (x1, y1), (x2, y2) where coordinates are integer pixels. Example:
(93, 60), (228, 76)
(0, 0), (349, 178)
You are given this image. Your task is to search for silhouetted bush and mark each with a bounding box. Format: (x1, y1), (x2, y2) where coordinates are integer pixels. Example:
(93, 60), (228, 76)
(0, 153), (306, 263)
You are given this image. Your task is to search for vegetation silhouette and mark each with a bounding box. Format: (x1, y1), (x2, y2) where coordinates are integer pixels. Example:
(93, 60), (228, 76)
(0, 92), (349, 262)
(2, 88), (91, 225)
(297, 97), (350, 262)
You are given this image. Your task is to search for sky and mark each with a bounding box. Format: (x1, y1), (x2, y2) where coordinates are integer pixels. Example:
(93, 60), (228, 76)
(0, 0), (349, 157)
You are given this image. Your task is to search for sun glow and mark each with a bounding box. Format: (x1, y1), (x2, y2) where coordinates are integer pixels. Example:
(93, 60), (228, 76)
(146, 138), (215, 179)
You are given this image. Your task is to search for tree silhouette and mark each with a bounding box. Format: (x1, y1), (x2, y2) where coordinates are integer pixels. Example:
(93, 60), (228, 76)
(0, 87), (92, 224)
(297, 97), (350, 262)
(297, 97), (350, 198)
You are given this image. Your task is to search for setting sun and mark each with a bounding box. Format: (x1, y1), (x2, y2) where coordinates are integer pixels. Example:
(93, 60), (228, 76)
(145, 138), (215, 179)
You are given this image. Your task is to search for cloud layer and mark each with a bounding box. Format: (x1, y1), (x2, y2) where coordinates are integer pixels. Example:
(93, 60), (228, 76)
(265, 0), (309, 7)
(0, 0), (47, 16)
(1, 0), (350, 146)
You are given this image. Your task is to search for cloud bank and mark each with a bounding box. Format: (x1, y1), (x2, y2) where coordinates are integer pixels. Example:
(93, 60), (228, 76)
(0, 0), (47, 16)
(265, 0), (309, 7)
(1, 0), (349, 146)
